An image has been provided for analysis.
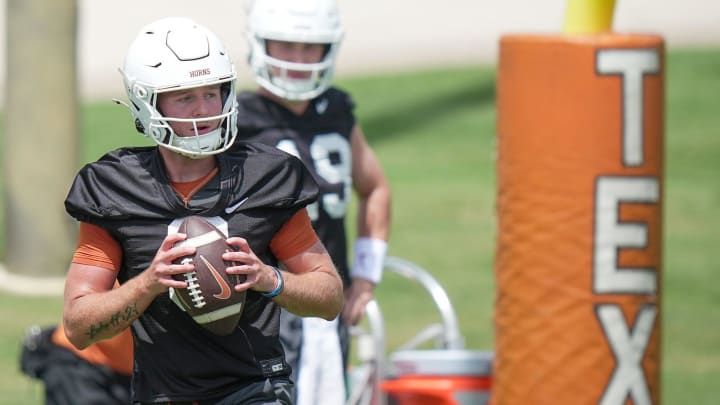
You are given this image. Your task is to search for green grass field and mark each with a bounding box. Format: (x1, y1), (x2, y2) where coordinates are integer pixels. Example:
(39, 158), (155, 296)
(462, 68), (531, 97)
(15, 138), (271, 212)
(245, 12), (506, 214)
(0, 47), (719, 404)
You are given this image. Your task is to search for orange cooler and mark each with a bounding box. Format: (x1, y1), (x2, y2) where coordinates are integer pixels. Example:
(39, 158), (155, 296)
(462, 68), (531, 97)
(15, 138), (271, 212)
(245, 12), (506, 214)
(380, 350), (493, 405)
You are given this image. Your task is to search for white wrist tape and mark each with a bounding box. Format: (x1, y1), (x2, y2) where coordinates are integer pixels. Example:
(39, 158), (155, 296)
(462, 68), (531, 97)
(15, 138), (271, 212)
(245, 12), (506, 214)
(351, 237), (388, 284)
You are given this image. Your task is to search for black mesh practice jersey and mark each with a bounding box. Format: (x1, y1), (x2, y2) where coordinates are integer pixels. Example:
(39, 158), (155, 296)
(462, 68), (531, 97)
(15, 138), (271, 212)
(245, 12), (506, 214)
(235, 88), (356, 286)
(64, 144), (318, 403)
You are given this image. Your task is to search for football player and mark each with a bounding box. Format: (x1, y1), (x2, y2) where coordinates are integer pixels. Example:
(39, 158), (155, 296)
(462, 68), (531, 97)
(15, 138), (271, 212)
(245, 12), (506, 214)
(61, 17), (343, 404)
(237, 0), (392, 403)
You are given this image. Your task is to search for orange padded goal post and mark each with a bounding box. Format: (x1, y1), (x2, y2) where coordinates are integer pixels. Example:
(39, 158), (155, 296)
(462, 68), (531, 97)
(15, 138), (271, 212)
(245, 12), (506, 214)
(493, 1), (664, 404)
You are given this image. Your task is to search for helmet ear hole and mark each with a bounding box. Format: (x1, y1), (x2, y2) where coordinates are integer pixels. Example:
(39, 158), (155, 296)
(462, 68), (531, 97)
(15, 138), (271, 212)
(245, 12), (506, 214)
(134, 118), (145, 134)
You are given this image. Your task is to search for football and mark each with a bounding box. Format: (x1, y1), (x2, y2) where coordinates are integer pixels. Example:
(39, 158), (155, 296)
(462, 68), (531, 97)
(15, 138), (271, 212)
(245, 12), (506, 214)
(171, 216), (246, 335)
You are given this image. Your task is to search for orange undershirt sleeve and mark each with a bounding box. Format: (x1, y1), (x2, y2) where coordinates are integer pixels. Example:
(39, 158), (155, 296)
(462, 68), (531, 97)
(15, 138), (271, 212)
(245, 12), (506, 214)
(72, 222), (122, 271)
(269, 208), (320, 262)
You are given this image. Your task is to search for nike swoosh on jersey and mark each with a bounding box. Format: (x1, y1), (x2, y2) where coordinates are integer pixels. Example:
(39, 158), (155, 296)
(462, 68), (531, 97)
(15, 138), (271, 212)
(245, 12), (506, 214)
(315, 98), (329, 115)
(224, 197), (249, 214)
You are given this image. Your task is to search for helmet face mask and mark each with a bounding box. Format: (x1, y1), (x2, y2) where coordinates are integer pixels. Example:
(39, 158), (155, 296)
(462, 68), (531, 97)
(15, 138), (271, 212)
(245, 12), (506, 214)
(247, 0), (344, 101)
(119, 17), (238, 158)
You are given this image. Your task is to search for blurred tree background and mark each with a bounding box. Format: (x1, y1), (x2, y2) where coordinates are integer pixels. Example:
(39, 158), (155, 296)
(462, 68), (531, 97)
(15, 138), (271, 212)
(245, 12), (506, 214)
(3, 0), (78, 277)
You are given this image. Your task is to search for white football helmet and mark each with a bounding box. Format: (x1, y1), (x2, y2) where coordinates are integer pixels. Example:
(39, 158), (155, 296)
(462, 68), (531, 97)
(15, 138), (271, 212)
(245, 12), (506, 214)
(118, 17), (238, 158)
(247, 0), (344, 101)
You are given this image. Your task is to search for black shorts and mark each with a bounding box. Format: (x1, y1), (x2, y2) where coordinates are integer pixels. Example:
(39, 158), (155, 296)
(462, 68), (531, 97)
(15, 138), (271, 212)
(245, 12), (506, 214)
(20, 325), (131, 405)
(137, 377), (294, 405)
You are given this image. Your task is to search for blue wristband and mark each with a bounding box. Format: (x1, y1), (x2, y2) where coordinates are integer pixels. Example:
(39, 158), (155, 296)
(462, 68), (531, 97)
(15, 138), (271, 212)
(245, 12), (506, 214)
(262, 266), (284, 298)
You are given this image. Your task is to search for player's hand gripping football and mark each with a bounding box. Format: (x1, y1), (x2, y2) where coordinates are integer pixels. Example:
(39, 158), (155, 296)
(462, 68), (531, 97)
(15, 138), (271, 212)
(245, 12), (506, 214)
(141, 233), (197, 296)
(224, 237), (279, 294)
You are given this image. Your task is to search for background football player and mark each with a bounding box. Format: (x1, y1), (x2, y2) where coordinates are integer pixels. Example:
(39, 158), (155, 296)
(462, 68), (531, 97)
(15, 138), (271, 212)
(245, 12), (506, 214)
(237, 0), (392, 403)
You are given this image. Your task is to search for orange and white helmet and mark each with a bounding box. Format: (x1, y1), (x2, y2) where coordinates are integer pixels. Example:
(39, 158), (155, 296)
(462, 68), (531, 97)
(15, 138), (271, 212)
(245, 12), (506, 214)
(247, 0), (344, 101)
(118, 17), (238, 158)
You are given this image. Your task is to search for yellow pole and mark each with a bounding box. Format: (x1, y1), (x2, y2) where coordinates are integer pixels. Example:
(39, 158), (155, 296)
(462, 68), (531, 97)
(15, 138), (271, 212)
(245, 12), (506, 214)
(563, 0), (617, 34)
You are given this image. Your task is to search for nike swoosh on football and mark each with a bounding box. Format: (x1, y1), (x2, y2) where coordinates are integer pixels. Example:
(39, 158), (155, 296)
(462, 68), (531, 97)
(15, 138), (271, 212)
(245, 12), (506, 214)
(199, 255), (233, 300)
(225, 197), (249, 214)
